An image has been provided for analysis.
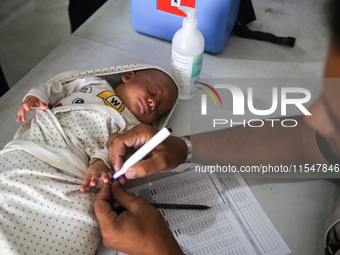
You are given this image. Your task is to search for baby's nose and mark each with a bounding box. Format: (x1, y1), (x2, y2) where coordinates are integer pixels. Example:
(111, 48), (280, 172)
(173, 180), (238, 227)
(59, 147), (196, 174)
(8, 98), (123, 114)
(148, 98), (157, 110)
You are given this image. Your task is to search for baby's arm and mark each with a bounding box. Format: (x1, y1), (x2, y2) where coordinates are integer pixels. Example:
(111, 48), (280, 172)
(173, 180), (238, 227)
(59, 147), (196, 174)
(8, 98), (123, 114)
(80, 159), (112, 192)
(17, 95), (49, 122)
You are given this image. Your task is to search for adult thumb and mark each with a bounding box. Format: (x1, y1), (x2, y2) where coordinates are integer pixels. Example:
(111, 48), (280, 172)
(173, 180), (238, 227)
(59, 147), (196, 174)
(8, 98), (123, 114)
(125, 156), (164, 179)
(111, 186), (140, 212)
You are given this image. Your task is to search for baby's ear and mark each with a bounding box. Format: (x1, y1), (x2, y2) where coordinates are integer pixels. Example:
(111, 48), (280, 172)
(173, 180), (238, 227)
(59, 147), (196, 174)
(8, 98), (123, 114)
(121, 71), (136, 83)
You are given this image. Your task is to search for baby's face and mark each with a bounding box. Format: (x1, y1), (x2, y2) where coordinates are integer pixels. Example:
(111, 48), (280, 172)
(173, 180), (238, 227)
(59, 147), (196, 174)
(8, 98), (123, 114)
(115, 69), (177, 124)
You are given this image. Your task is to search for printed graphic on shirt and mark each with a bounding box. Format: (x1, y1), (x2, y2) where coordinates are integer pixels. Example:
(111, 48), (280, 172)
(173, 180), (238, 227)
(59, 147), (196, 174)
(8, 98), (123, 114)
(72, 98), (85, 104)
(97, 91), (125, 113)
(80, 86), (92, 93)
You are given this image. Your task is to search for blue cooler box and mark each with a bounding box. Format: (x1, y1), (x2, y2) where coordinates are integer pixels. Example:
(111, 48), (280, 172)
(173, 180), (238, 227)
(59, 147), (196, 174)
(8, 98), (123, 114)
(130, 0), (241, 54)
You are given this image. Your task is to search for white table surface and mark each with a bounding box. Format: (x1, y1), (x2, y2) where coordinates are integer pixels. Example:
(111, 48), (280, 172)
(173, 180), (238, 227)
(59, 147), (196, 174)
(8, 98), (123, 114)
(0, 0), (337, 254)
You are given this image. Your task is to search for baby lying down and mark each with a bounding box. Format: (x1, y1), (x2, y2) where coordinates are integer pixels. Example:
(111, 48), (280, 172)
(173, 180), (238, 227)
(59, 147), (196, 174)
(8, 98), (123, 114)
(0, 64), (178, 255)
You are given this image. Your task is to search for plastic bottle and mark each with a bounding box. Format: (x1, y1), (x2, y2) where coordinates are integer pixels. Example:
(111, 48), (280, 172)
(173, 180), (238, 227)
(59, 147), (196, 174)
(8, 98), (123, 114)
(171, 6), (205, 100)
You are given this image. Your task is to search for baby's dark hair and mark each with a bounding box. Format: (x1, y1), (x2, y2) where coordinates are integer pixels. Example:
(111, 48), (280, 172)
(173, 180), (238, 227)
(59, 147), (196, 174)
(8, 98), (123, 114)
(327, 0), (340, 44)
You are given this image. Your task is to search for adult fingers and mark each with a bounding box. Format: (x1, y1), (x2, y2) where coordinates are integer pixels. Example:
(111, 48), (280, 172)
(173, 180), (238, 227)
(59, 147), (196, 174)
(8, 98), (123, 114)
(107, 131), (151, 171)
(94, 182), (118, 223)
(111, 186), (142, 213)
(124, 135), (188, 179)
(106, 133), (129, 171)
(124, 154), (167, 179)
(107, 124), (159, 172)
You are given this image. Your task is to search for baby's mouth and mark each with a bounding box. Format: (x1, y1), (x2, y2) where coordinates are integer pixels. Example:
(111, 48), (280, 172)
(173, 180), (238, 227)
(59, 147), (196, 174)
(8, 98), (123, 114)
(140, 99), (149, 115)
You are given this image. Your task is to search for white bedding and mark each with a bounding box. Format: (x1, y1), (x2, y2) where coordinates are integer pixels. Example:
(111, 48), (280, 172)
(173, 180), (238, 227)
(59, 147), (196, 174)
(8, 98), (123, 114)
(0, 106), (122, 254)
(0, 64), (178, 254)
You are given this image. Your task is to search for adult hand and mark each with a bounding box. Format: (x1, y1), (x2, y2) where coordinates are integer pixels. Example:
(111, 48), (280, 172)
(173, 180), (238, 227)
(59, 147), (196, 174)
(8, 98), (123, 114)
(106, 124), (187, 182)
(94, 182), (184, 255)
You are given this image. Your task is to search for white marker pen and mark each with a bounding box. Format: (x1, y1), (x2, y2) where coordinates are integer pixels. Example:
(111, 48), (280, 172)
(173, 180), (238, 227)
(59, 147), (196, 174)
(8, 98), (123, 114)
(112, 126), (172, 180)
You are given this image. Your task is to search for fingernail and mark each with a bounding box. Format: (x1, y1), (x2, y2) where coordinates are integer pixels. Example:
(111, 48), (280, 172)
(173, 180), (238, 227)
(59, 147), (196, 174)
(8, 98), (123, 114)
(112, 181), (120, 188)
(126, 170), (136, 179)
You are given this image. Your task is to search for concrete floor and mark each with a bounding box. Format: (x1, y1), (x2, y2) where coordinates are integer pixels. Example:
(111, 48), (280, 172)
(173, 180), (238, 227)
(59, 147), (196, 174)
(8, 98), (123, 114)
(0, 0), (70, 88)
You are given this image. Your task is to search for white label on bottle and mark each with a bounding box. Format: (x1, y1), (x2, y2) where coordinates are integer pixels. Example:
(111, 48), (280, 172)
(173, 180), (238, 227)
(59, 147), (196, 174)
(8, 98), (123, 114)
(171, 50), (203, 99)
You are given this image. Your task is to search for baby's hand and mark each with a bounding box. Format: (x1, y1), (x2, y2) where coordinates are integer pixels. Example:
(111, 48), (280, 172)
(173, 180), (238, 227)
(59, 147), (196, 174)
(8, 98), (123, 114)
(80, 159), (112, 192)
(17, 95), (49, 122)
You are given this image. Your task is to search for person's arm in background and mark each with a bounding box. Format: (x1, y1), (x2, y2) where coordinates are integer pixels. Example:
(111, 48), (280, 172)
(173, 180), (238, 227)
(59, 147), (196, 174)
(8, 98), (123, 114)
(191, 116), (327, 167)
(107, 116), (327, 180)
(94, 182), (184, 255)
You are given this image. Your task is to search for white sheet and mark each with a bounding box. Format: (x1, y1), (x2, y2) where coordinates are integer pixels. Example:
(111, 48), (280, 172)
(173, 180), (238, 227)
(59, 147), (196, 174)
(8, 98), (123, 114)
(0, 106), (122, 255)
